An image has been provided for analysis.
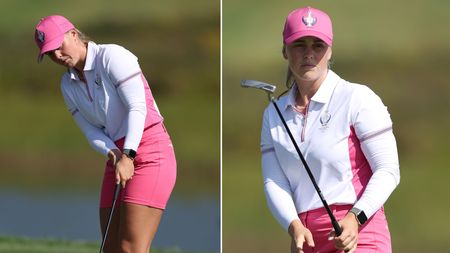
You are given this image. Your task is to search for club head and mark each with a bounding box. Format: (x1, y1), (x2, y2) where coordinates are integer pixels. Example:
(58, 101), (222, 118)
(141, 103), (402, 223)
(241, 80), (276, 94)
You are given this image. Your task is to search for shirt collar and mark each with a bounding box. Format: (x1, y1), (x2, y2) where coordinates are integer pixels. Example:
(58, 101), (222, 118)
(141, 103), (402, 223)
(83, 41), (98, 71)
(68, 41), (98, 80)
(279, 70), (340, 110)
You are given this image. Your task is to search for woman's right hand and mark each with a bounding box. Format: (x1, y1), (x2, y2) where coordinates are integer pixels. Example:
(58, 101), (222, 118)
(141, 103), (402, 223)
(289, 219), (315, 253)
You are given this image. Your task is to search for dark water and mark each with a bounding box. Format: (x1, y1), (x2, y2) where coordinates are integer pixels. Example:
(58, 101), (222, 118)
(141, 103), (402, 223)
(0, 190), (219, 252)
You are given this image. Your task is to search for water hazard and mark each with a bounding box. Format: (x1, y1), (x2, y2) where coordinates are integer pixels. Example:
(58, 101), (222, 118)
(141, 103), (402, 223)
(0, 189), (219, 252)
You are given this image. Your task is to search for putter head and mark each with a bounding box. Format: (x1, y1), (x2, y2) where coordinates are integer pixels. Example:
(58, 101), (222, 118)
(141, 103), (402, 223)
(240, 80), (276, 94)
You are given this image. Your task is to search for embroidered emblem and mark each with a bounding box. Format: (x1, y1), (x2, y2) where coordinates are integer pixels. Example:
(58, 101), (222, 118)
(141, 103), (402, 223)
(302, 10), (317, 27)
(320, 110), (331, 128)
(95, 74), (102, 86)
(36, 30), (45, 44)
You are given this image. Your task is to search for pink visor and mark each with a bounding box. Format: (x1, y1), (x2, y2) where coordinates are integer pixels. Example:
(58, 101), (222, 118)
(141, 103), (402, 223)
(283, 7), (333, 46)
(35, 15), (75, 62)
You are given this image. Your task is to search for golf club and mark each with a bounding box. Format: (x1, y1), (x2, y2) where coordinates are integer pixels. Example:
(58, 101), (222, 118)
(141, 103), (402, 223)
(241, 79), (343, 236)
(99, 182), (121, 253)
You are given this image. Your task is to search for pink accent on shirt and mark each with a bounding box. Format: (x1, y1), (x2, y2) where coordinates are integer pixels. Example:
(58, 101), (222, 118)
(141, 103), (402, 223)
(348, 126), (372, 199)
(140, 74), (163, 128)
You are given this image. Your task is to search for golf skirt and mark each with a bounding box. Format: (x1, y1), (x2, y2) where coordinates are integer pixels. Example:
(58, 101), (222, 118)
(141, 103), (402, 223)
(100, 123), (176, 210)
(298, 204), (391, 253)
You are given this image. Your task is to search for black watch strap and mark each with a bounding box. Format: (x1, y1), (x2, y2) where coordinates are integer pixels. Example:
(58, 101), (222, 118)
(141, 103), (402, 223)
(350, 207), (368, 226)
(123, 149), (137, 160)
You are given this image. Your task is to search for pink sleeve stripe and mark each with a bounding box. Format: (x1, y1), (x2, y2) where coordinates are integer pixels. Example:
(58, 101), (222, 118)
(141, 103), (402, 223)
(359, 126), (392, 142)
(116, 71), (142, 87)
(261, 147), (275, 154)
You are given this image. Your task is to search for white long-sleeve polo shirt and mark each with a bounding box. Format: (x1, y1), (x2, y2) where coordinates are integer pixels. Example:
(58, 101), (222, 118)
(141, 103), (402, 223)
(261, 70), (400, 230)
(61, 42), (163, 156)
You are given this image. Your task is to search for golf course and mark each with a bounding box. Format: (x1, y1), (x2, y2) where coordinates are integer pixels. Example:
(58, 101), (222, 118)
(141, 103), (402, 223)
(0, 0), (219, 252)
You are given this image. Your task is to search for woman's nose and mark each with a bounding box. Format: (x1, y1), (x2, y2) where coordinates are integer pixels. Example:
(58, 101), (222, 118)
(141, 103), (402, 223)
(303, 48), (314, 59)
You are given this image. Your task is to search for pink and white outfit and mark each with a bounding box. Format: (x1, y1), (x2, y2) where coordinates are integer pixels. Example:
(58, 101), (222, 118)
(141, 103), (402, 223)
(260, 6), (400, 252)
(60, 41), (176, 209)
(261, 70), (400, 252)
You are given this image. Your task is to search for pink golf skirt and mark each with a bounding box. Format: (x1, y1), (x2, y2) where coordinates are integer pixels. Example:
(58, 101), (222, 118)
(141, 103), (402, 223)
(99, 123), (176, 210)
(299, 204), (392, 253)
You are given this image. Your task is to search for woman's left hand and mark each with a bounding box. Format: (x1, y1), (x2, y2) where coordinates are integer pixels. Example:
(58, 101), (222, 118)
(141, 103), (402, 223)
(115, 154), (135, 188)
(328, 212), (359, 252)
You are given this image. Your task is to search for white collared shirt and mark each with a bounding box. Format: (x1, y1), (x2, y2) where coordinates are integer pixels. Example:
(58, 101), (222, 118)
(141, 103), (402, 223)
(261, 70), (400, 230)
(61, 42), (163, 156)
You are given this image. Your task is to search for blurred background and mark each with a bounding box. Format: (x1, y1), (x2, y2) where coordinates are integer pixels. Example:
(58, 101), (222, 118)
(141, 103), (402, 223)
(0, 0), (219, 252)
(223, 0), (450, 252)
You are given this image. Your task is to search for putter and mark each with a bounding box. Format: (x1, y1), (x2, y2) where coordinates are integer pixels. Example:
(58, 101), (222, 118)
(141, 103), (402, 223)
(99, 183), (121, 253)
(241, 80), (343, 236)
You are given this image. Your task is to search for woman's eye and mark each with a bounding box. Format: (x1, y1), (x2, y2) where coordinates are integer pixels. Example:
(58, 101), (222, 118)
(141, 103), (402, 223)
(314, 43), (324, 48)
(293, 43), (306, 48)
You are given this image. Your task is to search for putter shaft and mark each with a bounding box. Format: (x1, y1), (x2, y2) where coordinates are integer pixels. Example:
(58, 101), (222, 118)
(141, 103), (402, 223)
(99, 183), (121, 253)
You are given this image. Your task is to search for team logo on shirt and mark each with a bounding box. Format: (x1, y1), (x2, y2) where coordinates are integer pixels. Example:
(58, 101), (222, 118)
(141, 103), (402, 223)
(302, 10), (317, 27)
(320, 110), (331, 128)
(95, 74), (103, 86)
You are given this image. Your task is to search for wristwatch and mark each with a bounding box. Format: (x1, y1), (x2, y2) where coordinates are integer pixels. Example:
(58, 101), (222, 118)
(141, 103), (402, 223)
(349, 207), (368, 226)
(122, 149), (137, 160)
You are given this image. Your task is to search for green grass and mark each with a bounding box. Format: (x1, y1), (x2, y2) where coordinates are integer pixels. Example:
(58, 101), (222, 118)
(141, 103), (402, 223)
(0, 236), (204, 253)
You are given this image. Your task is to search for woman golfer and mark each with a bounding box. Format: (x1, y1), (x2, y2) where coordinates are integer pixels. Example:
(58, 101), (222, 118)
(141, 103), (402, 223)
(261, 6), (400, 253)
(34, 15), (176, 253)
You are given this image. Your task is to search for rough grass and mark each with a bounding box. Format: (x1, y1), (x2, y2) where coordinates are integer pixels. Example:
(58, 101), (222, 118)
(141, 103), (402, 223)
(0, 236), (204, 253)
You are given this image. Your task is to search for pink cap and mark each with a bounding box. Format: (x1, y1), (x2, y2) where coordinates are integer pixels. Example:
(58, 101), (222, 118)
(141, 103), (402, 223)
(283, 7), (333, 46)
(34, 15), (75, 62)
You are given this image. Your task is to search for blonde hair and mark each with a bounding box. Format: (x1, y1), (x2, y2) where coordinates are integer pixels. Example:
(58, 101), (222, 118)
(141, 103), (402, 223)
(74, 28), (91, 43)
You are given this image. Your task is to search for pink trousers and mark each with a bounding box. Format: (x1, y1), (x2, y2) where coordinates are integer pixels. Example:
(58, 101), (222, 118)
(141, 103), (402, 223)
(299, 205), (392, 253)
(99, 123), (177, 210)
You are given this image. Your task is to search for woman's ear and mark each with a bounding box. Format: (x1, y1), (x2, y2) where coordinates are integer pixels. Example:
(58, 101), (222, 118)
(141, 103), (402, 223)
(282, 45), (288, 59)
(68, 29), (77, 38)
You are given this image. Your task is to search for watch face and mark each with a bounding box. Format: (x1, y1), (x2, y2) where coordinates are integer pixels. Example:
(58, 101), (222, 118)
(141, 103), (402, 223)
(123, 149), (137, 159)
(358, 211), (368, 225)
(350, 208), (367, 225)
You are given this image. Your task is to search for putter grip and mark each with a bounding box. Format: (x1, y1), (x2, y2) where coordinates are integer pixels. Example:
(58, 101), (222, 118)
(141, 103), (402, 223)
(332, 219), (342, 236)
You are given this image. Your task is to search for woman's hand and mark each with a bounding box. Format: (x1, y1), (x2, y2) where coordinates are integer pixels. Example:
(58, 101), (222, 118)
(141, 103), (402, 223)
(329, 212), (359, 252)
(107, 149), (122, 165)
(289, 219), (315, 253)
(115, 153), (135, 188)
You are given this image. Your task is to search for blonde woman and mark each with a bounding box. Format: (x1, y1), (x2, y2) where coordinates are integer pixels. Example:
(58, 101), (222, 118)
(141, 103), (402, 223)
(34, 15), (176, 253)
(261, 7), (400, 253)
